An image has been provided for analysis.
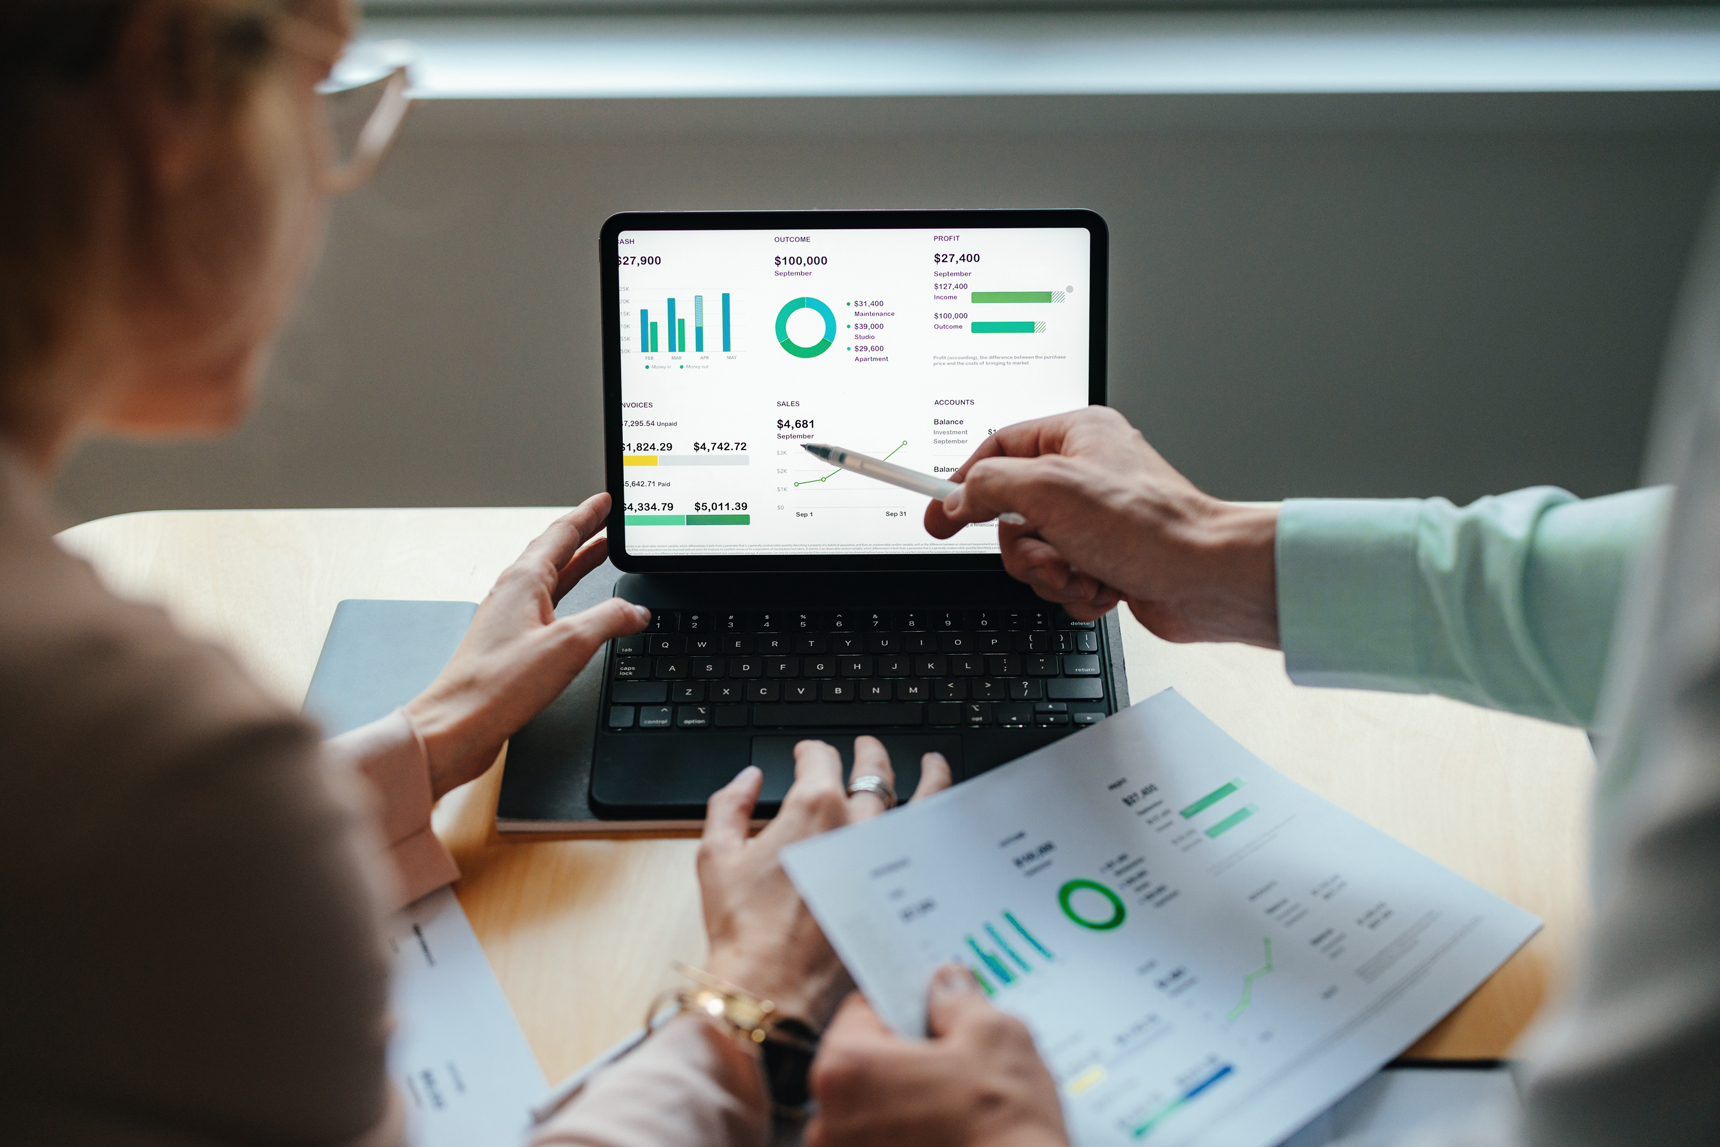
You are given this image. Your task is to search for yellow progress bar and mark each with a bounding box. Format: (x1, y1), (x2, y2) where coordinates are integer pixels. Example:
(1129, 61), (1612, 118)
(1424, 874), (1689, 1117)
(1068, 1066), (1108, 1095)
(622, 455), (658, 466)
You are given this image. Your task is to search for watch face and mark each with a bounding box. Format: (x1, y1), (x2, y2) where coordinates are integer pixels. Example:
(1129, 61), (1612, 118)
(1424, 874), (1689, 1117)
(762, 1020), (820, 1114)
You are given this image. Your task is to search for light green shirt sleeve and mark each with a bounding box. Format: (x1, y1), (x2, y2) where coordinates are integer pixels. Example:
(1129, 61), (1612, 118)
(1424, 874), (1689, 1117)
(1275, 486), (1669, 728)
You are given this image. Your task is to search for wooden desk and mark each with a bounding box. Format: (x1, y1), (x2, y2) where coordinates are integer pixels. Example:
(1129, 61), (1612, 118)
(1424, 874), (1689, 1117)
(58, 507), (1594, 1080)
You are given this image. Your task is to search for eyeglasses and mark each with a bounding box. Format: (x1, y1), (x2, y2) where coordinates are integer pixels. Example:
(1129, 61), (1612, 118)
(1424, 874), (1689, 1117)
(314, 39), (415, 193)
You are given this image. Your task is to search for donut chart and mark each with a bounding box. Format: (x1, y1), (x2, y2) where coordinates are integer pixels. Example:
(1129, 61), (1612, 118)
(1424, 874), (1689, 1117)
(775, 296), (836, 358)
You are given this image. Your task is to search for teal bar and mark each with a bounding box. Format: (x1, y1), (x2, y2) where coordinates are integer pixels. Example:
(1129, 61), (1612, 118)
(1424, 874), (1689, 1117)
(625, 514), (683, 525)
(1005, 911), (1054, 960)
(1181, 779), (1241, 819)
(687, 514), (750, 526)
(966, 936), (1014, 985)
(1206, 805), (1257, 839)
(695, 294), (704, 352)
(640, 309), (649, 352)
(972, 321), (1042, 334)
(722, 293), (731, 351)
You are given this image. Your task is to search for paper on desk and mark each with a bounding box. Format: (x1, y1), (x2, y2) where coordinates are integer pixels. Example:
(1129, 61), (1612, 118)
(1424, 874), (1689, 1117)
(782, 689), (1541, 1147)
(387, 888), (549, 1147)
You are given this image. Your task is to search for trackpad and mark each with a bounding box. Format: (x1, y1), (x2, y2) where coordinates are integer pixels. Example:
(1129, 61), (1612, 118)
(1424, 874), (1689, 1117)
(751, 735), (964, 804)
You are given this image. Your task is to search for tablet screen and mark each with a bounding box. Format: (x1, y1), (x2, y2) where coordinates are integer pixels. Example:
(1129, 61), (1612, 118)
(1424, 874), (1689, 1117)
(614, 224), (1093, 557)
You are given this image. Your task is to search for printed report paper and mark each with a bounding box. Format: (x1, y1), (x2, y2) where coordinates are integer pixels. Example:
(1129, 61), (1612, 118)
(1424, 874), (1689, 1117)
(782, 689), (1540, 1147)
(387, 888), (549, 1147)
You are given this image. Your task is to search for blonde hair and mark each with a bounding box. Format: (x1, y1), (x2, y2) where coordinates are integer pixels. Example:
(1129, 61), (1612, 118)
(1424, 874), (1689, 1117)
(0, 0), (297, 416)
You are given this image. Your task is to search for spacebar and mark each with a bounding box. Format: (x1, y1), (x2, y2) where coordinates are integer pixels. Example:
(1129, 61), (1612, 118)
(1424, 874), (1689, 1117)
(752, 703), (924, 728)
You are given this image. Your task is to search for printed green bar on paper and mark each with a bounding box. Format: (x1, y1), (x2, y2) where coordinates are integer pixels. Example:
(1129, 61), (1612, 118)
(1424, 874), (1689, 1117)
(1206, 805), (1256, 838)
(1180, 779), (1241, 819)
(973, 291), (1055, 303)
(688, 514), (750, 526)
(972, 321), (1044, 334)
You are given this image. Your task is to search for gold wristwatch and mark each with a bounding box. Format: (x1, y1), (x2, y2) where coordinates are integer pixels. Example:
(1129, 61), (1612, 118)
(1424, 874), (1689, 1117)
(651, 963), (821, 1118)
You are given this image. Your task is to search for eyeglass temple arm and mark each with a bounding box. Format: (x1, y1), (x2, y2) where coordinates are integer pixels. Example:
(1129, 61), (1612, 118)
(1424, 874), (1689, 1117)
(325, 66), (412, 195)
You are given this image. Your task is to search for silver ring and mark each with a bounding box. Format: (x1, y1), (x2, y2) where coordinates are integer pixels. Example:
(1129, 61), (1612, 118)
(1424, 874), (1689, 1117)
(847, 774), (897, 810)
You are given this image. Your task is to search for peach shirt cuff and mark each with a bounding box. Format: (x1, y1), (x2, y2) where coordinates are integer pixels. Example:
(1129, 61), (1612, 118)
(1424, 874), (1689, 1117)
(530, 1015), (770, 1147)
(324, 709), (461, 910)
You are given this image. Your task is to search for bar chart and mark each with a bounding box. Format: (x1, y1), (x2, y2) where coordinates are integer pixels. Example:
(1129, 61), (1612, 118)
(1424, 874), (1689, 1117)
(637, 292), (733, 354)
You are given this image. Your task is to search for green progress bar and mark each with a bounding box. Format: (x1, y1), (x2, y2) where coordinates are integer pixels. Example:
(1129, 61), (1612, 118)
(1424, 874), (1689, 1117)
(972, 291), (1064, 303)
(972, 321), (1046, 334)
(625, 514), (751, 526)
(1181, 779), (1242, 819)
(1206, 805), (1256, 838)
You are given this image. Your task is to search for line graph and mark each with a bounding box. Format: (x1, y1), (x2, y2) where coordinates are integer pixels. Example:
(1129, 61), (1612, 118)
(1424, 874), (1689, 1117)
(793, 439), (907, 487)
(1227, 937), (1274, 1021)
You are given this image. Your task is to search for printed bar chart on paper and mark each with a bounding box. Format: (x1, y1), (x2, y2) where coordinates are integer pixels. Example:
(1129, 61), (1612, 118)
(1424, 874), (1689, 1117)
(782, 690), (1541, 1147)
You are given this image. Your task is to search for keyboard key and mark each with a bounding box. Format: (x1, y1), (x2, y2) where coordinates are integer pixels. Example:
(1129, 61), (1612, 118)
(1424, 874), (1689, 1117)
(1054, 631), (1075, 653)
(822, 681), (855, 702)
(1035, 702), (1069, 713)
(690, 657), (724, 678)
(655, 656), (690, 679)
(1073, 711), (1106, 725)
(795, 636), (829, 655)
(1063, 654), (1102, 677)
(676, 704), (711, 728)
(1025, 631), (1056, 653)
(862, 611), (891, 631)
(688, 635), (720, 655)
(994, 703), (1032, 727)
(975, 634), (1012, 654)
(827, 611), (857, 631)
(839, 656), (873, 678)
(758, 635), (792, 655)
(715, 704), (749, 728)
(1037, 711), (1072, 727)
(756, 612), (784, 631)
(646, 611), (678, 633)
(1073, 629), (1100, 653)
(638, 705), (672, 728)
(965, 702), (993, 725)
(1049, 678), (1105, 700)
(765, 657), (799, 678)
(988, 654), (1022, 677)
(612, 681), (668, 704)
(939, 633), (976, 654)
(718, 613), (745, 632)
(615, 634), (646, 655)
(897, 679), (931, 701)
(671, 682), (704, 702)
(832, 635), (866, 654)
(857, 681), (893, 701)
(866, 634), (900, 654)
(722, 635), (753, 654)
(903, 634), (939, 654)
(915, 655), (948, 677)
(896, 610), (928, 631)
(1027, 610), (1052, 630)
(683, 613), (713, 633)
(877, 655), (910, 677)
(971, 679), (1007, 701)
(971, 611), (1005, 630)
(711, 682), (746, 703)
(784, 682), (819, 702)
(934, 679), (967, 701)
(613, 657), (650, 681)
(1025, 655), (1059, 676)
(928, 702), (962, 726)
(935, 610), (964, 630)
(729, 657), (763, 678)
(747, 682), (780, 702)
(647, 634), (686, 655)
(1066, 616), (1097, 629)
(1008, 679), (1044, 701)
(788, 612), (817, 632)
(607, 705), (635, 728)
(753, 703), (925, 727)
(804, 656), (838, 679)
(951, 656), (984, 677)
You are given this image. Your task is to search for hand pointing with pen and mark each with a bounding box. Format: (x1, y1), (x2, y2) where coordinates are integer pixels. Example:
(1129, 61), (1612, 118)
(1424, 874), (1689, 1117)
(924, 406), (1282, 645)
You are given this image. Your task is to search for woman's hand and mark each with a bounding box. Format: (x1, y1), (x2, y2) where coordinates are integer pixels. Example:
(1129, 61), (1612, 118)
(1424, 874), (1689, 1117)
(697, 737), (952, 1028)
(924, 406), (1281, 646)
(807, 967), (1069, 1147)
(404, 492), (650, 798)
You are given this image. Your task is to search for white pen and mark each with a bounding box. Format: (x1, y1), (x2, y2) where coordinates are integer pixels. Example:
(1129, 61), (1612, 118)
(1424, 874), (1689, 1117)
(801, 443), (1028, 525)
